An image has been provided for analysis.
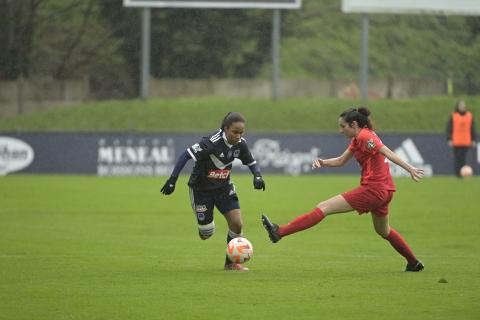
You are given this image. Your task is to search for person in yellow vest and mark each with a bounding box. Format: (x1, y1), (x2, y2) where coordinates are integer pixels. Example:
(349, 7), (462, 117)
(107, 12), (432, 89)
(446, 100), (477, 177)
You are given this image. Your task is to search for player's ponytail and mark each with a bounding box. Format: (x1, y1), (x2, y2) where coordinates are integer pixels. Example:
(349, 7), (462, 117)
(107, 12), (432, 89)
(220, 112), (246, 131)
(340, 107), (373, 129)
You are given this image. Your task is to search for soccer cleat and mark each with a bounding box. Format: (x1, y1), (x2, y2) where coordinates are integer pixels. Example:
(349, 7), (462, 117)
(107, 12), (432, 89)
(261, 214), (281, 243)
(405, 260), (424, 272)
(224, 263), (249, 271)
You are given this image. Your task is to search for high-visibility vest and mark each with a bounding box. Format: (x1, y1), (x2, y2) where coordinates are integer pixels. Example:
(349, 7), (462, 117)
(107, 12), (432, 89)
(452, 111), (473, 146)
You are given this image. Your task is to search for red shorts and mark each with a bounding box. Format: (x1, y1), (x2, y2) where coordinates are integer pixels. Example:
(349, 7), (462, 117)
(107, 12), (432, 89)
(342, 185), (394, 217)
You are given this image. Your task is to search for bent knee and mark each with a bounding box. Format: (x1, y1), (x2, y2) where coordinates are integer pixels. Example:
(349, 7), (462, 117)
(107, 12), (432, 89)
(375, 226), (390, 238)
(198, 221), (215, 240)
(229, 221), (243, 234)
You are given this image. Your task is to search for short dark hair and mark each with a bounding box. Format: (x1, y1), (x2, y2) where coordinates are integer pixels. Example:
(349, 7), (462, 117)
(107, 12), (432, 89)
(454, 100), (466, 112)
(220, 112), (246, 130)
(340, 107), (372, 129)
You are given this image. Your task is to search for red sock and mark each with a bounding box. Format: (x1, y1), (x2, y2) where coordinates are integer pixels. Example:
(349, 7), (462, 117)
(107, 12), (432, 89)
(384, 228), (417, 264)
(278, 208), (325, 237)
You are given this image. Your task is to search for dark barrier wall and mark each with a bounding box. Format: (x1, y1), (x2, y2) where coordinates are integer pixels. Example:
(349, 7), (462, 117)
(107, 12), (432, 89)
(1, 132), (478, 176)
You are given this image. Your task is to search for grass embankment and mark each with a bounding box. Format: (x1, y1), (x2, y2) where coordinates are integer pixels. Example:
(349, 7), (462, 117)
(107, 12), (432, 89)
(1, 96), (479, 133)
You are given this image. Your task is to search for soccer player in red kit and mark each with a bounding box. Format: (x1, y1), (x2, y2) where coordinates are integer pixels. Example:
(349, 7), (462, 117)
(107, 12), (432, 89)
(262, 107), (425, 271)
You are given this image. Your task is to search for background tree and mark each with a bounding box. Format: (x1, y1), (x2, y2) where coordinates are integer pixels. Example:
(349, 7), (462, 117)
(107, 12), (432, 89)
(0, 0), (43, 79)
(1, 0), (480, 98)
(31, 0), (131, 98)
(280, 1), (480, 96)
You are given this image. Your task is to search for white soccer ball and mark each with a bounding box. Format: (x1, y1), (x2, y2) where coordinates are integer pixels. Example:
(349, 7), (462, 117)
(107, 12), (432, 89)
(226, 237), (253, 264)
(460, 165), (473, 178)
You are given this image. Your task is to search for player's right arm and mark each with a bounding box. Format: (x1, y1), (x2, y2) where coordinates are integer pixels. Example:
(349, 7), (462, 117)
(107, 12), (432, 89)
(161, 136), (215, 195)
(312, 148), (353, 169)
(161, 150), (192, 195)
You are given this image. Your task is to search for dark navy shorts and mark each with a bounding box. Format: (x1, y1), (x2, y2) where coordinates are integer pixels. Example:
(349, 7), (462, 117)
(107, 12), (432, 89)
(189, 183), (240, 225)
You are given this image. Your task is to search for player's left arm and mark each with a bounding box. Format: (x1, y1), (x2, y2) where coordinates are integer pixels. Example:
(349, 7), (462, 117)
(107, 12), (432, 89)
(248, 162), (265, 191)
(241, 141), (265, 191)
(378, 145), (424, 182)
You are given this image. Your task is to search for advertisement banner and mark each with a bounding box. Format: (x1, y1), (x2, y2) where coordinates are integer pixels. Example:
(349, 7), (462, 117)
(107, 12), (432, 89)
(1, 132), (478, 176)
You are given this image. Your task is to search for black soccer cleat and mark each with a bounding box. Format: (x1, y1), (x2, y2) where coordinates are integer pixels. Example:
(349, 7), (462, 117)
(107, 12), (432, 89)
(261, 214), (281, 243)
(405, 260), (424, 272)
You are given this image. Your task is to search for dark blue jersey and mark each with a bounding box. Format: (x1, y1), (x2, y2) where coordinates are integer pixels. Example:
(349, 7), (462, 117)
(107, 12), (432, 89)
(186, 130), (256, 191)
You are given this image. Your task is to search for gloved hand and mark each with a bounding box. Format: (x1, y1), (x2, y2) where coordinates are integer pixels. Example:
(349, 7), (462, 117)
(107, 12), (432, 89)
(253, 175), (265, 191)
(161, 177), (177, 195)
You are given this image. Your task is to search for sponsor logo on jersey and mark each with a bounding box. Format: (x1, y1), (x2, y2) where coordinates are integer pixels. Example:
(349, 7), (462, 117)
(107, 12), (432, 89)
(233, 150), (240, 157)
(366, 139), (376, 150)
(219, 152), (224, 158)
(207, 169), (231, 179)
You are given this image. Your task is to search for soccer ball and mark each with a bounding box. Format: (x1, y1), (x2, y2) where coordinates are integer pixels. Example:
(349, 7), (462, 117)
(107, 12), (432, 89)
(460, 165), (473, 178)
(226, 237), (253, 264)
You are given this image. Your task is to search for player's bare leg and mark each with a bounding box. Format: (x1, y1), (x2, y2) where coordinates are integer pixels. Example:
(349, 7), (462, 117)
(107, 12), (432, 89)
(224, 209), (242, 235)
(316, 195), (354, 216)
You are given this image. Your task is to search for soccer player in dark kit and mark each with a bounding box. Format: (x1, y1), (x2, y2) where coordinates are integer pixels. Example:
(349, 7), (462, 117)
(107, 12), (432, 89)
(262, 107), (425, 272)
(161, 112), (265, 271)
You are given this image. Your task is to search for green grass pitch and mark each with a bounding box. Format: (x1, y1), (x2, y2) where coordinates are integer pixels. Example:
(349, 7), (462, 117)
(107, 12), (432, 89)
(1, 175), (479, 319)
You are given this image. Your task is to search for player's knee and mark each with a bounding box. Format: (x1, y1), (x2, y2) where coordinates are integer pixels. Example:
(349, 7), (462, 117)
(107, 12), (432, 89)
(229, 221), (243, 234)
(316, 203), (331, 216)
(198, 222), (215, 240)
(375, 226), (390, 238)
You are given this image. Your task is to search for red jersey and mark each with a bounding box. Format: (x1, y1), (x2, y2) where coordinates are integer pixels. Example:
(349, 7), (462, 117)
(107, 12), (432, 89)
(348, 128), (396, 191)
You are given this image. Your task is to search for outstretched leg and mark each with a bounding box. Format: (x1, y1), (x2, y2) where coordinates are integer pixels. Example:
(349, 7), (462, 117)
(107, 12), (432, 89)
(262, 195), (353, 242)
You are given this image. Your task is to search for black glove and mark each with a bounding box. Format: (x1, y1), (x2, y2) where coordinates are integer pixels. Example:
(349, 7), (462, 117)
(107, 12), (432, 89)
(253, 175), (265, 191)
(161, 177), (177, 195)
